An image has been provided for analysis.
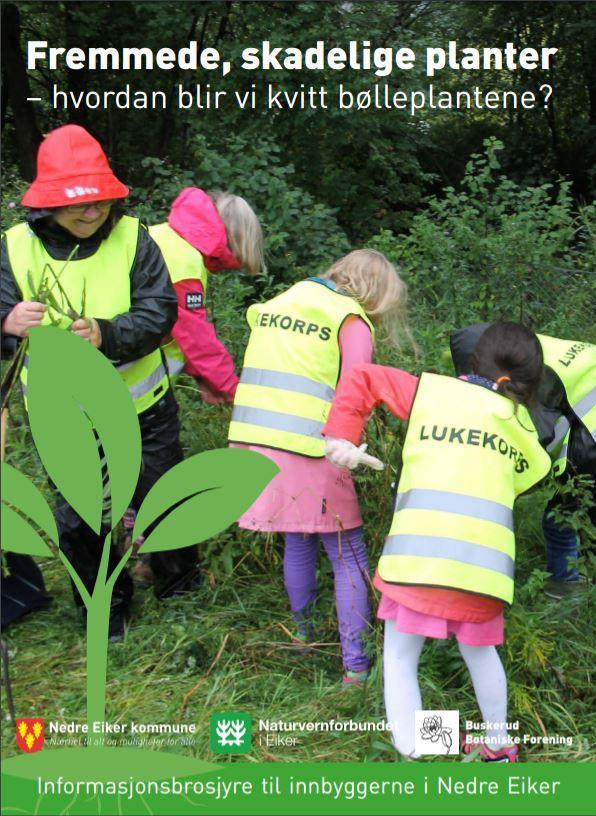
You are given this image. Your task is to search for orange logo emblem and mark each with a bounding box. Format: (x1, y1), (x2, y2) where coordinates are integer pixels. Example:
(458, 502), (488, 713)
(15, 718), (44, 753)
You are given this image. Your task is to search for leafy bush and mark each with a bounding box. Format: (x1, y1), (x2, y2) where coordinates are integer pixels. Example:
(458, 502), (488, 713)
(1, 167), (29, 231)
(368, 138), (595, 343)
(130, 134), (350, 290)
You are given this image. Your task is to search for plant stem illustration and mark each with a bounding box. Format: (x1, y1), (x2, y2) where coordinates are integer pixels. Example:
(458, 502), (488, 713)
(1, 326), (278, 746)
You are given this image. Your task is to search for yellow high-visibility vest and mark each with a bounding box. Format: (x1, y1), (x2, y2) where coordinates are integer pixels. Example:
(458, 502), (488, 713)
(5, 217), (169, 415)
(228, 279), (375, 457)
(538, 334), (596, 476)
(149, 222), (209, 378)
(378, 373), (551, 604)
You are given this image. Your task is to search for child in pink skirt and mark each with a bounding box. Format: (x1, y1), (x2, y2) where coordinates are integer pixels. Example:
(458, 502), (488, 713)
(230, 250), (412, 683)
(324, 322), (551, 759)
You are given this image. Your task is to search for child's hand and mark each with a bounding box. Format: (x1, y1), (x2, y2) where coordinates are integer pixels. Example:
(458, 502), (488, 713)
(325, 438), (384, 471)
(198, 383), (228, 404)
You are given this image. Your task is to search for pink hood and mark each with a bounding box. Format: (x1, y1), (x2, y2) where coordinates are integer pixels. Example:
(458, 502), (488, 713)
(168, 187), (240, 272)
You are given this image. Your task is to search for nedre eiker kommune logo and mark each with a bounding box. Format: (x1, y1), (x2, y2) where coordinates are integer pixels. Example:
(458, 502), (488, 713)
(16, 718), (45, 753)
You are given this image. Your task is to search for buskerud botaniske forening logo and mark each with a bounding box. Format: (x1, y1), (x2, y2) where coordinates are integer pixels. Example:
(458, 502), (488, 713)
(414, 710), (460, 756)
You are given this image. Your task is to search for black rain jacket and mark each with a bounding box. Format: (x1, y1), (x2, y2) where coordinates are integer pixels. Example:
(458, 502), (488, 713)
(450, 323), (596, 478)
(1, 209), (177, 367)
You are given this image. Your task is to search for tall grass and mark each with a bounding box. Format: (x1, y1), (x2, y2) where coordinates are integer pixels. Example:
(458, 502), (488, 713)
(1, 142), (594, 762)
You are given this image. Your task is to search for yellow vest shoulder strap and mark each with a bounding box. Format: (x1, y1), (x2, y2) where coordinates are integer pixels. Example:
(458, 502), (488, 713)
(248, 280), (374, 336)
(149, 222), (208, 289)
(6, 216), (140, 295)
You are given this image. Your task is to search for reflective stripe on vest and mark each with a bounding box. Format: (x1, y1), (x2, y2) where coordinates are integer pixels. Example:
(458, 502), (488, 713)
(6, 217), (169, 415)
(546, 416), (571, 477)
(150, 222), (209, 381)
(384, 535), (515, 578)
(378, 373), (552, 604)
(538, 334), (596, 474)
(394, 488), (513, 530)
(546, 415), (571, 453)
(239, 367), (336, 402)
(166, 356), (185, 377)
(231, 405), (325, 438)
(119, 360), (168, 400)
(575, 386), (596, 440)
(228, 280), (374, 457)
(161, 337), (186, 377)
(20, 358), (167, 407)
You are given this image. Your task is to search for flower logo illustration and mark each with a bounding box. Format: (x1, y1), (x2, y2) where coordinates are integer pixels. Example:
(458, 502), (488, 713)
(419, 715), (453, 750)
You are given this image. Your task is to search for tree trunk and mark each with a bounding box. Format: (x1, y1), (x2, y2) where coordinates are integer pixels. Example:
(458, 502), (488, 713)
(64, 1), (90, 128)
(1, 3), (42, 180)
(157, 10), (203, 157)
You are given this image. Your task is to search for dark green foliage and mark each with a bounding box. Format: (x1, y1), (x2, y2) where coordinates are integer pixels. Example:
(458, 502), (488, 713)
(1, 0), (595, 765)
(132, 135), (350, 285)
(368, 139), (595, 345)
(4, 1), (595, 231)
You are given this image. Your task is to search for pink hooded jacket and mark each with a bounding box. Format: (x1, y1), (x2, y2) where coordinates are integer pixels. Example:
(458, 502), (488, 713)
(167, 188), (240, 400)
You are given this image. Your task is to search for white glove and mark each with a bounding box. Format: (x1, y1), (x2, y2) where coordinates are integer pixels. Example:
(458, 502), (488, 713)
(325, 437), (384, 471)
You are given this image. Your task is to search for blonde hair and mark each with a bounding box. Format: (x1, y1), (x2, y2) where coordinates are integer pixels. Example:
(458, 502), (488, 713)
(321, 249), (415, 352)
(209, 191), (264, 276)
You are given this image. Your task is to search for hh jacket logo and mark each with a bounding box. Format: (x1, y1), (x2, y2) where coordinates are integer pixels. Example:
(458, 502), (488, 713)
(185, 292), (204, 310)
(16, 718), (45, 753)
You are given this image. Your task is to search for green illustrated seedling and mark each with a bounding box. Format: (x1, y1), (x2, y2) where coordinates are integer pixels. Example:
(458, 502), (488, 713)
(1, 326), (278, 806)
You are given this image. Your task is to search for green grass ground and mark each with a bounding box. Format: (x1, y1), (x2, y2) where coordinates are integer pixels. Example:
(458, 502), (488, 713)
(2, 369), (594, 764)
(2, 462), (594, 763)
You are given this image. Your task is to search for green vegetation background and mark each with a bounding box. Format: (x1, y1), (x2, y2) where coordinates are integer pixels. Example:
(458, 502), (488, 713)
(1, 1), (594, 763)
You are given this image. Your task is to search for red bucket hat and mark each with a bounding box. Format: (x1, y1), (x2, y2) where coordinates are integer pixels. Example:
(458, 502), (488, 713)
(21, 124), (129, 208)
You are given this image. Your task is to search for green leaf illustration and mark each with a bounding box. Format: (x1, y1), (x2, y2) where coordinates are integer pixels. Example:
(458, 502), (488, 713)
(26, 327), (142, 534)
(1, 461), (58, 543)
(134, 448), (279, 552)
(1, 505), (52, 556)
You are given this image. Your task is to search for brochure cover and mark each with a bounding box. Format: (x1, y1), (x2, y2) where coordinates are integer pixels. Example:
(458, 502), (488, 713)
(1, 2), (594, 814)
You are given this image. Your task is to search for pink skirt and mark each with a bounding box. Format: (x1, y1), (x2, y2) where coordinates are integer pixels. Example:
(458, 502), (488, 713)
(231, 444), (363, 533)
(377, 594), (504, 646)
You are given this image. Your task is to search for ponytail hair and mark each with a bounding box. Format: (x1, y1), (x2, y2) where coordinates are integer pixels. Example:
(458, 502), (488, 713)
(470, 322), (543, 408)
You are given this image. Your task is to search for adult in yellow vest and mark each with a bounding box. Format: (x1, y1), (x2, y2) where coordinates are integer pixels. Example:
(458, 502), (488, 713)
(0, 125), (199, 639)
(228, 249), (413, 683)
(149, 187), (263, 402)
(324, 322), (551, 760)
(450, 323), (595, 599)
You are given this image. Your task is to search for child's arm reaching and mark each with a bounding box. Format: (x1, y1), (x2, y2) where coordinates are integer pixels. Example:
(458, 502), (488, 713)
(323, 364), (419, 468)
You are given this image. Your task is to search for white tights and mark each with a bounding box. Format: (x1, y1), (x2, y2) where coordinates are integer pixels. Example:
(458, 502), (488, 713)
(383, 622), (509, 758)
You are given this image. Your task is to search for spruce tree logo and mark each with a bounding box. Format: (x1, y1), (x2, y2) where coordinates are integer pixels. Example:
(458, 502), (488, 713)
(1, 327), (278, 750)
(210, 713), (251, 754)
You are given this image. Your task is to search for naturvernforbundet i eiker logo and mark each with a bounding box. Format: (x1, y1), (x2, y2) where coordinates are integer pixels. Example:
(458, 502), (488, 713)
(210, 712), (252, 754)
(16, 718), (45, 753)
(414, 710), (460, 756)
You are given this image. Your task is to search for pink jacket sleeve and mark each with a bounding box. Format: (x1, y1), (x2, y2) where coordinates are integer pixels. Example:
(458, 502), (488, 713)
(338, 316), (374, 375)
(323, 364), (419, 444)
(171, 279), (239, 400)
